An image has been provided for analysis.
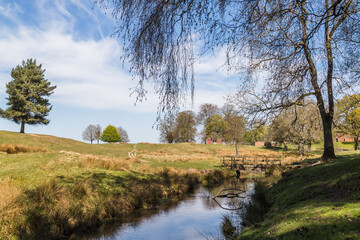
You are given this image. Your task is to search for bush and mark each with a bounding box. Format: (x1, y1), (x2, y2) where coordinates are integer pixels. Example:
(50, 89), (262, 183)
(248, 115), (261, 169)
(100, 125), (121, 143)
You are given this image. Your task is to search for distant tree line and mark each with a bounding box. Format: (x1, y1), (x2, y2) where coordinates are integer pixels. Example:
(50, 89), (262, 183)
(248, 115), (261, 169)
(159, 103), (246, 155)
(82, 124), (130, 144)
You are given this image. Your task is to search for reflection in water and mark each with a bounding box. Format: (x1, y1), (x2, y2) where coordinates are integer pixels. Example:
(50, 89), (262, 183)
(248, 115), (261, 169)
(87, 178), (253, 240)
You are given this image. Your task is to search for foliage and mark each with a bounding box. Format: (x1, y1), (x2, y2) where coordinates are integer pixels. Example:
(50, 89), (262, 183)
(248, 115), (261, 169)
(205, 114), (227, 142)
(159, 114), (176, 143)
(1, 58), (56, 133)
(97, 0), (360, 161)
(244, 124), (266, 144)
(224, 115), (246, 155)
(174, 111), (197, 143)
(117, 126), (130, 143)
(268, 102), (322, 154)
(336, 94), (360, 150)
(100, 125), (121, 143)
(197, 103), (219, 143)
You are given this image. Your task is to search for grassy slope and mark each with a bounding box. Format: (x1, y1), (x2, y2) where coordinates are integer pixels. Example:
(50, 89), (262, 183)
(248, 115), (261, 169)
(240, 152), (360, 240)
(0, 130), (256, 239)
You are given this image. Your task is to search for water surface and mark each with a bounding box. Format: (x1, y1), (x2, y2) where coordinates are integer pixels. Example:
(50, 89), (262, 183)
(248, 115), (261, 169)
(90, 178), (253, 240)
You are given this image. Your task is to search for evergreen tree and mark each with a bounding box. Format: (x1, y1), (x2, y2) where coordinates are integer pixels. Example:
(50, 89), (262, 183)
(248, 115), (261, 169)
(101, 125), (121, 143)
(1, 59), (56, 133)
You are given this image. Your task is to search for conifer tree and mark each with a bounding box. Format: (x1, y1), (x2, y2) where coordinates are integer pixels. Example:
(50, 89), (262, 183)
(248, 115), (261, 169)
(1, 59), (56, 133)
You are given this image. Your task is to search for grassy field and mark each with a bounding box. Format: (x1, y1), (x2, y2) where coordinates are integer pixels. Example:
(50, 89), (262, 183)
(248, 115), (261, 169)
(0, 130), (357, 239)
(0, 130), (295, 240)
(239, 151), (360, 240)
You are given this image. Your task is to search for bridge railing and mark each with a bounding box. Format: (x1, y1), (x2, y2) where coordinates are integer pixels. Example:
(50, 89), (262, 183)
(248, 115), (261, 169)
(221, 156), (282, 169)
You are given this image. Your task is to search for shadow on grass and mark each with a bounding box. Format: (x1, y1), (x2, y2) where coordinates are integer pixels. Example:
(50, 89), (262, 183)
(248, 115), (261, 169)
(239, 153), (360, 240)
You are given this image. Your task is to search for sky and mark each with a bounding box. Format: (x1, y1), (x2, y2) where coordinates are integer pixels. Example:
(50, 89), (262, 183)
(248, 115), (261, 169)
(0, 0), (240, 143)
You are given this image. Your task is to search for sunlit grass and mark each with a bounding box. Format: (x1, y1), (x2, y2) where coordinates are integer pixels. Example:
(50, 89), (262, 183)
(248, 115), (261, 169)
(239, 153), (360, 240)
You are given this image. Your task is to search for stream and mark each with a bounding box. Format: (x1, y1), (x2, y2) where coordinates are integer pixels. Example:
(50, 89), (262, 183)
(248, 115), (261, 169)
(87, 178), (254, 240)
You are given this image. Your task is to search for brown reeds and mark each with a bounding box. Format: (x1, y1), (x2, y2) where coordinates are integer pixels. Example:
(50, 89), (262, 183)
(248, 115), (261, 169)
(1, 165), (231, 239)
(78, 155), (132, 171)
(0, 144), (47, 154)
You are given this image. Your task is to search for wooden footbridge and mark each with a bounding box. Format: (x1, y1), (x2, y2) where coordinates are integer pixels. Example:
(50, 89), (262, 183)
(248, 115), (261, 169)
(221, 156), (282, 171)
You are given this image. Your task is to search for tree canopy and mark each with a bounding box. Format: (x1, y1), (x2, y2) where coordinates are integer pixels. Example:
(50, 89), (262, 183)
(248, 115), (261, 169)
(336, 94), (360, 150)
(101, 125), (121, 143)
(1, 58), (56, 133)
(97, 0), (360, 161)
(174, 111), (197, 143)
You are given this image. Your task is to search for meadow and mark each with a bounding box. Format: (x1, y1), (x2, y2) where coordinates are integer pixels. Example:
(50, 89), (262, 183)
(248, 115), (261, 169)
(0, 130), (357, 239)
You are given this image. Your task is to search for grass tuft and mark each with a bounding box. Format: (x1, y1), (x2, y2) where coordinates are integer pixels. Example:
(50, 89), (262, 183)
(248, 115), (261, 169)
(0, 144), (46, 154)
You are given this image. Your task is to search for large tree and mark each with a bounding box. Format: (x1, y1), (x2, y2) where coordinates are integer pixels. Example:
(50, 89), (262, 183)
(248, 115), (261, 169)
(336, 94), (360, 150)
(98, 0), (360, 161)
(1, 58), (56, 133)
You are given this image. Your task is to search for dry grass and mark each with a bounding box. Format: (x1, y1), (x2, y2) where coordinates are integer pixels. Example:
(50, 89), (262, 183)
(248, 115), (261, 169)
(138, 151), (214, 162)
(78, 155), (133, 171)
(0, 179), (23, 239)
(0, 144), (46, 154)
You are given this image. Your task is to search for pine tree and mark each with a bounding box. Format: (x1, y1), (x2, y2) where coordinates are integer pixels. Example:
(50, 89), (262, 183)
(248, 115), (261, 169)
(1, 59), (56, 133)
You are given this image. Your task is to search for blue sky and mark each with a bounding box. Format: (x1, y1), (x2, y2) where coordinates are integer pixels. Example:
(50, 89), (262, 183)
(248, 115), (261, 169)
(0, 0), (239, 143)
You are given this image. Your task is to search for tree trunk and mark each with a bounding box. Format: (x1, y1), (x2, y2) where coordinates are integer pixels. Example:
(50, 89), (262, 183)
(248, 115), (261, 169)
(322, 115), (336, 161)
(20, 121), (25, 133)
(298, 141), (305, 156)
(307, 141), (312, 153)
(235, 143), (239, 157)
(354, 136), (359, 151)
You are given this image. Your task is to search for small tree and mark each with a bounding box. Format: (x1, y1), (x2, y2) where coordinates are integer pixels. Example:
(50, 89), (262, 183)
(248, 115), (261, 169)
(1, 58), (56, 133)
(117, 126), (130, 143)
(224, 115), (246, 156)
(82, 124), (98, 144)
(94, 124), (102, 144)
(101, 125), (121, 143)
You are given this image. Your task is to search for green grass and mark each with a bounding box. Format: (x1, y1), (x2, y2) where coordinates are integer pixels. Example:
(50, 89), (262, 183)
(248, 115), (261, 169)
(0, 131), (246, 239)
(239, 152), (360, 240)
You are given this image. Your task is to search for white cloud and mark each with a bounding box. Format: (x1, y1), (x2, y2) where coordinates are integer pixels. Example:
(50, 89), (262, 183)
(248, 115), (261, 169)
(0, 0), (241, 115)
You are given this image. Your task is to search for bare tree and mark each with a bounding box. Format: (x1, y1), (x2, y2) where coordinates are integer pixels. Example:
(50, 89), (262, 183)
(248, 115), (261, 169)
(94, 124), (102, 144)
(82, 124), (98, 144)
(117, 126), (130, 143)
(97, 0), (360, 161)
